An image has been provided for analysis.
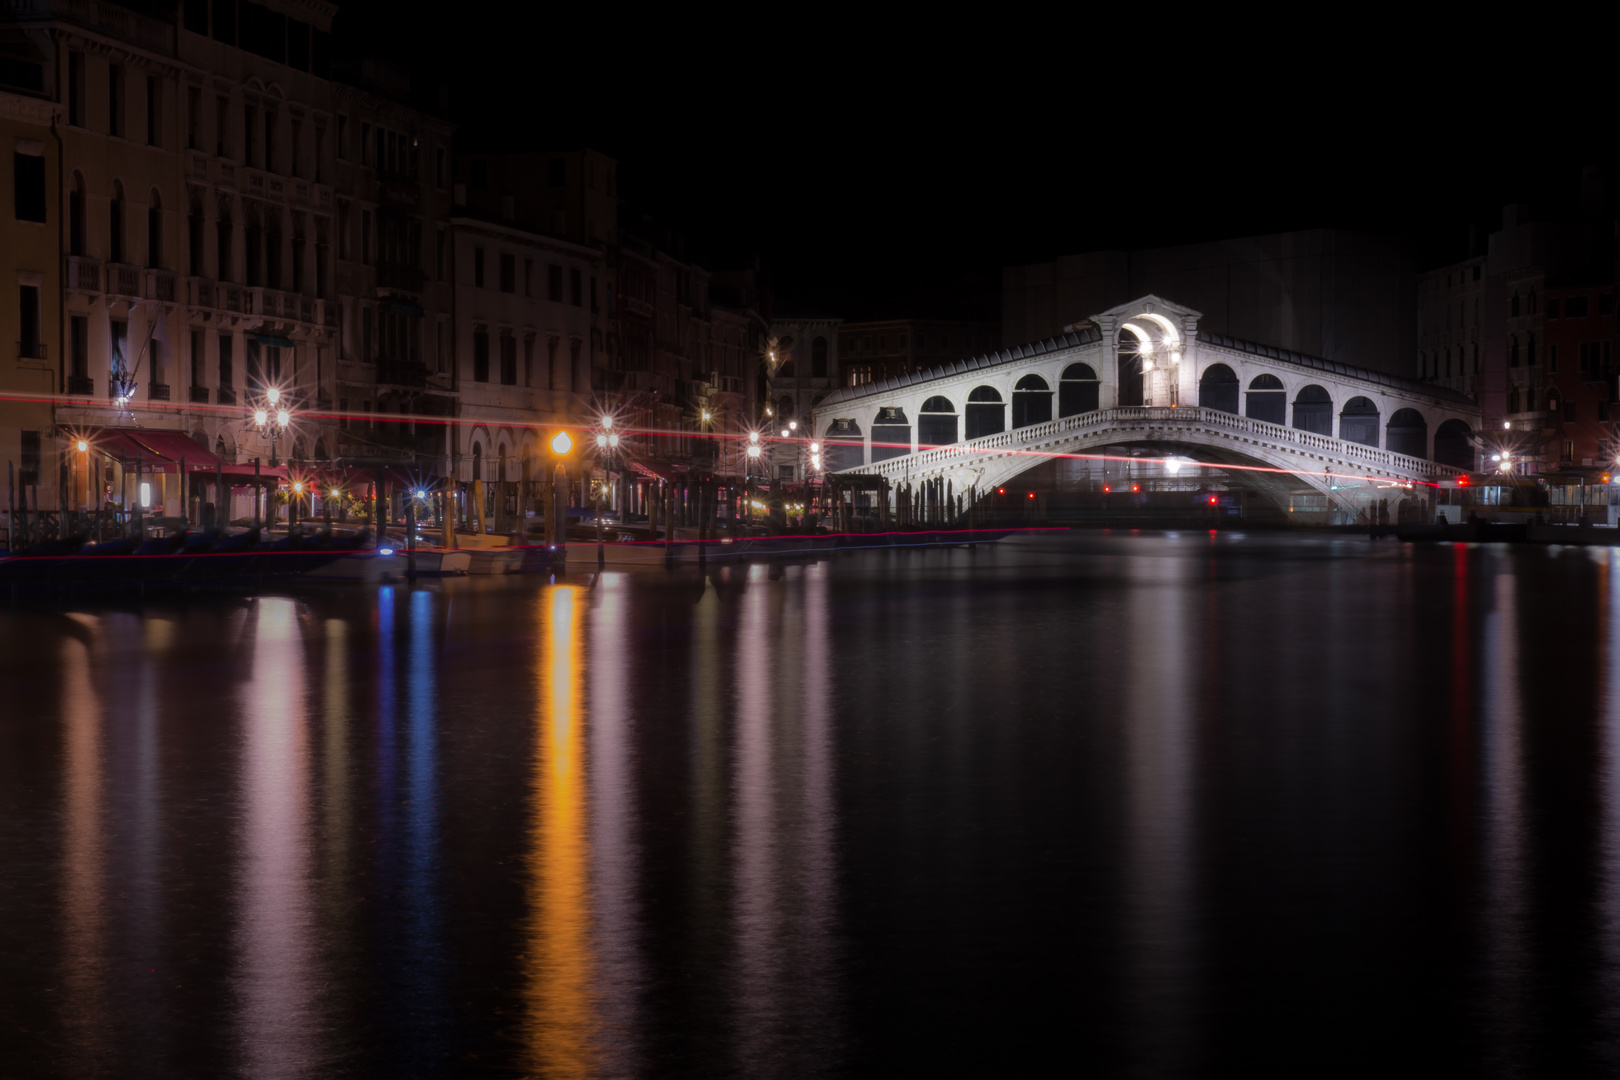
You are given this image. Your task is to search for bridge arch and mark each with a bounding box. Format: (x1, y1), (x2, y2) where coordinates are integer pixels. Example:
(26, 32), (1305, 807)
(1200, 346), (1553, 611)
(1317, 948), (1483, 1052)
(1339, 396), (1380, 448)
(1387, 408), (1427, 459)
(1012, 374), (1053, 428)
(871, 407), (911, 463)
(1292, 384), (1333, 436)
(1198, 363), (1239, 414)
(823, 418), (863, 471)
(966, 385), (1005, 439)
(1059, 363), (1099, 417)
(1434, 418), (1473, 469)
(1246, 373), (1286, 424)
(918, 396), (958, 448)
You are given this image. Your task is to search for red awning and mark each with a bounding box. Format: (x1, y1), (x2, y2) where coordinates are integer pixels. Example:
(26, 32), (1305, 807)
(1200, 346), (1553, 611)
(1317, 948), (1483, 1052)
(88, 428), (220, 474)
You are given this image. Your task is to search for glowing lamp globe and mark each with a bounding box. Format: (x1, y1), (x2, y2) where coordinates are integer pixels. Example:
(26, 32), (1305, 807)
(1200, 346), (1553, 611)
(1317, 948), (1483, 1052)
(266, 387), (280, 405)
(254, 409), (269, 426)
(276, 409), (290, 427)
(551, 431), (573, 456)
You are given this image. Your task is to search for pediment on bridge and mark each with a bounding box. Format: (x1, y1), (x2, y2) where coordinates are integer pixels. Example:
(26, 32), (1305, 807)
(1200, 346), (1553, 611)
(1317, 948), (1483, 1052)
(1094, 295), (1203, 326)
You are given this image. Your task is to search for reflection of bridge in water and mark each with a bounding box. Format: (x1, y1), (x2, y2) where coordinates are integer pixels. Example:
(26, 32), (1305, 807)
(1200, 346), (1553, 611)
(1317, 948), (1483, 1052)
(810, 296), (1480, 521)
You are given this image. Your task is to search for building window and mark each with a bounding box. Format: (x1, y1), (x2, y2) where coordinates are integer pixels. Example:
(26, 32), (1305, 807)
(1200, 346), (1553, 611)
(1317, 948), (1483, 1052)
(243, 102), (255, 165)
(590, 276), (597, 312)
(68, 52), (84, 126)
(570, 267), (582, 306)
(187, 85), (200, 149)
(337, 114), (347, 159)
(146, 76), (160, 146)
(474, 246), (485, 287)
(777, 465), (796, 481)
(191, 328), (205, 388)
(1567, 295), (1590, 319)
(473, 330), (489, 382)
(548, 263), (562, 302)
(360, 121), (370, 165)
(218, 333), (232, 386)
(361, 305), (373, 361)
(13, 150), (45, 222)
(1547, 297), (1561, 320)
(18, 284), (41, 356)
(500, 252), (514, 293)
(1549, 344), (1557, 372)
(500, 333), (516, 384)
(216, 94), (229, 157)
(70, 316), (88, 380)
(360, 209), (371, 265)
(435, 146), (445, 188)
(108, 64), (123, 137)
(524, 258), (534, 297)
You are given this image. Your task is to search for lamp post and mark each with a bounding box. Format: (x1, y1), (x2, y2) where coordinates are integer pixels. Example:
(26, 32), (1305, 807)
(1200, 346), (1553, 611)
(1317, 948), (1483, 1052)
(594, 415), (620, 566)
(251, 386), (292, 529)
(547, 428), (573, 552)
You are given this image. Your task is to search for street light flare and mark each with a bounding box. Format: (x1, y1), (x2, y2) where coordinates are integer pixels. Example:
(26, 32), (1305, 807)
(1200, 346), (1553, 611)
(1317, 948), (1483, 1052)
(551, 431), (573, 455)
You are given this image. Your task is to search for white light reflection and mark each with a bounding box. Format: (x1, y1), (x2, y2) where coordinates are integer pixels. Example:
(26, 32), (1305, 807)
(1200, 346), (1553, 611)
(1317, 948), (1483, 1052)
(59, 623), (109, 1074)
(234, 598), (317, 1078)
(589, 573), (641, 1072)
(1481, 569), (1528, 1069)
(1122, 556), (1197, 1073)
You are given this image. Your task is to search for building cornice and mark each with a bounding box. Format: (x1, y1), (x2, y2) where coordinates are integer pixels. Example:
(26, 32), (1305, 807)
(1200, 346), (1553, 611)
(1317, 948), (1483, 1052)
(331, 82), (454, 137)
(448, 215), (600, 260)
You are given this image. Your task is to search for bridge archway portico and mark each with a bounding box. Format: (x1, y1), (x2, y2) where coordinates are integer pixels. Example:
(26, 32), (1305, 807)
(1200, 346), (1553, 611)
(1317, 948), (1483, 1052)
(812, 295), (1481, 513)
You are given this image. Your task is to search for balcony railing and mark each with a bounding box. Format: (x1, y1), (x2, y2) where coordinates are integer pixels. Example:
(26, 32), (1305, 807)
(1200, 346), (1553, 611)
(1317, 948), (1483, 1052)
(145, 268), (176, 303)
(66, 374), (93, 395)
(148, 383), (171, 401)
(106, 262), (141, 299)
(188, 276), (215, 308)
(66, 255), (101, 292)
(17, 341), (46, 360)
(189, 385), (210, 403)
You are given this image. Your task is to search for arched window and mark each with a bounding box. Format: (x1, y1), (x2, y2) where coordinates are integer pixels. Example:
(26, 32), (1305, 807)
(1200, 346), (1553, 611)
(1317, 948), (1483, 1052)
(314, 438), (329, 461)
(147, 188), (162, 269)
(918, 395), (958, 448)
(69, 172), (86, 256)
(871, 406), (910, 462)
(1059, 362), (1098, 417)
(1292, 384), (1332, 436)
(1338, 396), (1380, 448)
(244, 204), (262, 287)
(1197, 363), (1239, 414)
(811, 336), (828, 378)
(110, 180), (125, 263)
(1509, 336), (1519, 367)
(1386, 408), (1428, 459)
(1527, 333), (1536, 365)
(965, 385), (1004, 439)
(1246, 374), (1286, 424)
(1511, 291), (1521, 317)
(471, 441), (483, 481)
(1011, 374), (1052, 428)
(1434, 419), (1473, 469)
(1508, 389), (1520, 414)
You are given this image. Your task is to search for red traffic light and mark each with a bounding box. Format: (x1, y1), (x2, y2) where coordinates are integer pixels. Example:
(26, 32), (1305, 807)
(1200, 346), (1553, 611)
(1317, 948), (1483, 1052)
(997, 487), (1005, 495)
(1208, 495), (1217, 504)
(1103, 485), (1111, 492)
(1458, 475), (1470, 487)
(1027, 492), (1035, 499)
(1131, 484), (1140, 493)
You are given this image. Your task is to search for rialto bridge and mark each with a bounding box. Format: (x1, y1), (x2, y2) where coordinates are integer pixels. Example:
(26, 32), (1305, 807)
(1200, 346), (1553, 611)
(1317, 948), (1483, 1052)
(808, 296), (1481, 519)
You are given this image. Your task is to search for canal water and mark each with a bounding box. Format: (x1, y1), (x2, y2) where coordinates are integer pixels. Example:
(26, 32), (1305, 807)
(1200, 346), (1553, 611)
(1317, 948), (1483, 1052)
(3, 531), (1620, 1077)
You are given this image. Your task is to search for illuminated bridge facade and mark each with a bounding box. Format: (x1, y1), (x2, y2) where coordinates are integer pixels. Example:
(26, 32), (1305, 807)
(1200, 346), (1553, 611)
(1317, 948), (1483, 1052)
(809, 296), (1482, 516)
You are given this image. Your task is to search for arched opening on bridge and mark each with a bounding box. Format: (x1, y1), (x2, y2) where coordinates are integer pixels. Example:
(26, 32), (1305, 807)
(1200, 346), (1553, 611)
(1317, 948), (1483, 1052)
(1387, 408), (1428, 459)
(1434, 419), (1474, 469)
(965, 386), (1005, 439)
(1059, 363), (1099, 417)
(1117, 331), (1144, 407)
(1292, 384), (1333, 436)
(1339, 396), (1380, 448)
(1198, 363), (1239, 414)
(823, 419), (863, 471)
(918, 395), (958, 448)
(871, 407), (911, 463)
(1012, 374), (1052, 428)
(1246, 374), (1286, 424)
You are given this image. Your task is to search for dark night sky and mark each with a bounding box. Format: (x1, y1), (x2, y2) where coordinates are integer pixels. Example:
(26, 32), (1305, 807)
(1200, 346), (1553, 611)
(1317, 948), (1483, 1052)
(334, 7), (1610, 322)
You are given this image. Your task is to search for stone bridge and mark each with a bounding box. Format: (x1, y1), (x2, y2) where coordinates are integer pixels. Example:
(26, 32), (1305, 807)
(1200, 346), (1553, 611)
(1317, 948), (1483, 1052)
(808, 296), (1480, 515)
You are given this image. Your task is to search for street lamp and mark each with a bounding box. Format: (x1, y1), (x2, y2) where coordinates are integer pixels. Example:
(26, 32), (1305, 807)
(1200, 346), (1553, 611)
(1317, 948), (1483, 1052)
(252, 387), (294, 465)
